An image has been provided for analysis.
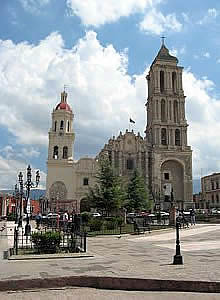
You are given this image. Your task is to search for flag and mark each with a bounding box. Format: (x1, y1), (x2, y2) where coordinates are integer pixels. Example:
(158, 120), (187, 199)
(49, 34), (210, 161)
(129, 118), (135, 124)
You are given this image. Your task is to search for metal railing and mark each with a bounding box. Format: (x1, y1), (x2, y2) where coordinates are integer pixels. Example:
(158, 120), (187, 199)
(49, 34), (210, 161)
(13, 227), (87, 255)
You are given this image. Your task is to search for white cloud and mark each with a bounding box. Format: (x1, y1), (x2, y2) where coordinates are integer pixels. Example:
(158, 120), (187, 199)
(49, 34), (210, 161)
(1, 29), (220, 188)
(198, 8), (219, 25)
(0, 155), (46, 189)
(66, 0), (159, 27)
(183, 70), (220, 178)
(0, 31), (146, 188)
(170, 47), (185, 57)
(139, 8), (182, 35)
(19, 0), (50, 14)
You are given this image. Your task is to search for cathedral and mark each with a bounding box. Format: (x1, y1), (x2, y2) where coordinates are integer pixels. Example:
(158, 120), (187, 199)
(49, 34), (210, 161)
(46, 42), (193, 213)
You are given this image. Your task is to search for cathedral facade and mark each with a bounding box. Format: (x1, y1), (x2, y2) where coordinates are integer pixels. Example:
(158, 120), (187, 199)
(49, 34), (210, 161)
(46, 43), (193, 213)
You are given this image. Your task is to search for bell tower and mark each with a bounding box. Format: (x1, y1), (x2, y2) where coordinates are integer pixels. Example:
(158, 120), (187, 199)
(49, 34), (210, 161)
(48, 90), (75, 162)
(46, 90), (75, 212)
(146, 41), (193, 209)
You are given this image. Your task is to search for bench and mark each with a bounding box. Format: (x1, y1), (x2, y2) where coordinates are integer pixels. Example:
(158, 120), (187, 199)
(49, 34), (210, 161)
(134, 222), (151, 234)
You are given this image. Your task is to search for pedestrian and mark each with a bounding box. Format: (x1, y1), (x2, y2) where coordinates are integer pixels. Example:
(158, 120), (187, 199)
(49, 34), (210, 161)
(35, 212), (42, 229)
(190, 208), (196, 225)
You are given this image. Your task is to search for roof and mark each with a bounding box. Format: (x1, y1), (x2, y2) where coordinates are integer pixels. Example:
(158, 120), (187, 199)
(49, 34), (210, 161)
(55, 91), (72, 113)
(153, 44), (178, 65)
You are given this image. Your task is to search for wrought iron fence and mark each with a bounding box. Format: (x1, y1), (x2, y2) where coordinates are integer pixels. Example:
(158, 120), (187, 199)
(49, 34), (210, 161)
(13, 227), (87, 255)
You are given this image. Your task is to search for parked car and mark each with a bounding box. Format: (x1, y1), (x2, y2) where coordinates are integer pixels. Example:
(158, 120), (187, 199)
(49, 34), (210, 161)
(47, 213), (60, 219)
(127, 212), (136, 218)
(160, 211), (169, 216)
(91, 212), (101, 217)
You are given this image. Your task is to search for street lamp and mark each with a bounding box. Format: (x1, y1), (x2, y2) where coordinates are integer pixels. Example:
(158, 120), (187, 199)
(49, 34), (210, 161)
(19, 165), (40, 235)
(14, 184), (19, 224)
(173, 217), (183, 265)
(18, 171), (24, 227)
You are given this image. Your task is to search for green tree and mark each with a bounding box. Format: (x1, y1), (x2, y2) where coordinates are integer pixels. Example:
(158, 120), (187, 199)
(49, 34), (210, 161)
(126, 169), (151, 212)
(86, 159), (126, 216)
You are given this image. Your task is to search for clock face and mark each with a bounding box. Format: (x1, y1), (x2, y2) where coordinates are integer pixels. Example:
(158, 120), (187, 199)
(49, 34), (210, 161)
(49, 181), (67, 202)
(59, 132), (63, 136)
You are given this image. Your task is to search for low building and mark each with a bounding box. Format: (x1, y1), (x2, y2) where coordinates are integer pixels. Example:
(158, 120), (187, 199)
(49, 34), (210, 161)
(201, 173), (220, 210)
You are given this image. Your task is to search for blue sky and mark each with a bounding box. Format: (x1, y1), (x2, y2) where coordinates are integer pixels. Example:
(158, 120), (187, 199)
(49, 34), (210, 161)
(1, 0), (220, 190)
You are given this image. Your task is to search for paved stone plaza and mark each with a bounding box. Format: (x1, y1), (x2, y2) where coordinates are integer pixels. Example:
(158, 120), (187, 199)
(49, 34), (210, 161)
(1, 221), (220, 284)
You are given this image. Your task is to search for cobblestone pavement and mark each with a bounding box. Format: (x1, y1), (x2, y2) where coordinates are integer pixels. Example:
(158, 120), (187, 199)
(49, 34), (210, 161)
(1, 222), (220, 283)
(0, 287), (220, 300)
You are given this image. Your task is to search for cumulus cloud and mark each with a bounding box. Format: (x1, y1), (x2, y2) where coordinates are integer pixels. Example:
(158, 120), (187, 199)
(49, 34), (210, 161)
(0, 30), (146, 188)
(1, 29), (220, 188)
(0, 155), (46, 189)
(66, 0), (160, 27)
(139, 8), (182, 35)
(183, 70), (220, 178)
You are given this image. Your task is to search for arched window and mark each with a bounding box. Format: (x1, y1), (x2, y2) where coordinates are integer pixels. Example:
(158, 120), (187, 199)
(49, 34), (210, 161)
(67, 120), (70, 132)
(174, 100), (178, 123)
(54, 121), (57, 132)
(172, 72), (177, 93)
(161, 128), (167, 145)
(63, 146), (68, 159)
(175, 129), (181, 146)
(127, 158), (134, 170)
(160, 70), (165, 93)
(60, 120), (64, 130)
(161, 99), (166, 122)
(53, 146), (59, 159)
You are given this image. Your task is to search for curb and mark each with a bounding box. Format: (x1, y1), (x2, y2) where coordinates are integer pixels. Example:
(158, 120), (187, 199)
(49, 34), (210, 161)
(0, 276), (220, 293)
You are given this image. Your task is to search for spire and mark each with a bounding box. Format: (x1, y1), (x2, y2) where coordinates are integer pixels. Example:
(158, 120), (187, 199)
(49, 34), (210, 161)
(61, 90), (67, 103)
(152, 38), (178, 65)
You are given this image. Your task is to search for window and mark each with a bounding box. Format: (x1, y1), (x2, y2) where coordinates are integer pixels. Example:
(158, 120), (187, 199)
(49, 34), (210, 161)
(161, 99), (166, 122)
(217, 194), (219, 203)
(211, 194), (214, 203)
(67, 120), (70, 132)
(54, 121), (57, 132)
(216, 181), (219, 189)
(172, 72), (177, 93)
(211, 182), (215, 190)
(108, 151), (112, 164)
(160, 70), (165, 93)
(83, 178), (89, 186)
(127, 158), (134, 170)
(164, 173), (169, 180)
(174, 100), (178, 123)
(60, 120), (64, 130)
(63, 146), (68, 159)
(53, 146), (58, 159)
(175, 129), (181, 146)
(161, 128), (167, 145)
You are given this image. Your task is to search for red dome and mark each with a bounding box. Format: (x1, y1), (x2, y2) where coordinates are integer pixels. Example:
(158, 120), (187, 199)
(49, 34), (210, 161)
(55, 102), (72, 112)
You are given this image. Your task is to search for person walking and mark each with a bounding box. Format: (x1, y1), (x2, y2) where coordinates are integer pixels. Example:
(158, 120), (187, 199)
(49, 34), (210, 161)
(190, 208), (196, 226)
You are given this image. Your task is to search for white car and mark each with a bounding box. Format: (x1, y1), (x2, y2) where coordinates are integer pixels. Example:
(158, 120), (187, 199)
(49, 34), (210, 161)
(160, 211), (169, 216)
(91, 212), (101, 217)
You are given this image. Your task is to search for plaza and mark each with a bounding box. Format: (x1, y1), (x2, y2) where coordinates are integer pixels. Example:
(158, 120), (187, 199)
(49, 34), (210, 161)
(1, 220), (220, 295)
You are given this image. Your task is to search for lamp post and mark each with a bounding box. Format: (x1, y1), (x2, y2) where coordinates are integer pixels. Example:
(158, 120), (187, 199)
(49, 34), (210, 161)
(19, 165), (40, 235)
(14, 184), (19, 224)
(18, 172), (24, 227)
(173, 217), (183, 264)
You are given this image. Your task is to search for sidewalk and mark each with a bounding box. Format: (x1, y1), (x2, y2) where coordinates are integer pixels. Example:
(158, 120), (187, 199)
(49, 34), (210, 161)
(1, 222), (220, 292)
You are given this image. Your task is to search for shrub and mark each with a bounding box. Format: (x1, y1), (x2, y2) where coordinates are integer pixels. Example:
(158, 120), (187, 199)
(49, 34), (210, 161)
(105, 216), (124, 230)
(80, 212), (91, 224)
(88, 218), (103, 231)
(31, 231), (61, 253)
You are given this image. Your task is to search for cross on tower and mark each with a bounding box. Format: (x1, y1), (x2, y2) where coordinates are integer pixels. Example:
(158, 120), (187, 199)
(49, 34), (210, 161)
(64, 84), (68, 92)
(161, 36), (166, 46)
